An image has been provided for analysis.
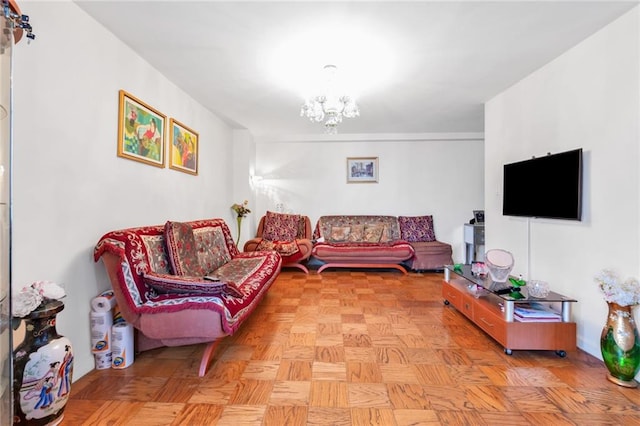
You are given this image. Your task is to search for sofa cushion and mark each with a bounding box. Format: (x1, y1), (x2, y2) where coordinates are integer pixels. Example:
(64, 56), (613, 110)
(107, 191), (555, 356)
(143, 272), (243, 298)
(380, 225), (393, 243)
(165, 221), (205, 276)
(364, 224), (384, 242)
(347, 224), (364, 242)
(398, 215), (436, 242)
(255, 239), (305, 263)
(312, 241), (415, 263)
(296, 215), (308, 239)
(314, 215), (402, 241)
(330, 226), (351, 242)
(404, 240), (453, 270)
(263, 211), (301, 241)
(194, 226), (231, 273)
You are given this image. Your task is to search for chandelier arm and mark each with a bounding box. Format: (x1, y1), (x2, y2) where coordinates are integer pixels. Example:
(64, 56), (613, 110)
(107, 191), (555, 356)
(300, 65), (359, 134)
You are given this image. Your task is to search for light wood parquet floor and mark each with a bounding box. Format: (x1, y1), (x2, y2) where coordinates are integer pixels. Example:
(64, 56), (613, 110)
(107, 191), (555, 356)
(65, 270), (640, 425)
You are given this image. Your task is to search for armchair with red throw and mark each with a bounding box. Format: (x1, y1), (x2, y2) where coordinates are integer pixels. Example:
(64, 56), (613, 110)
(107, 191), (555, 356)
(243, 211), (313, 273)
(94, 218), (281, 377)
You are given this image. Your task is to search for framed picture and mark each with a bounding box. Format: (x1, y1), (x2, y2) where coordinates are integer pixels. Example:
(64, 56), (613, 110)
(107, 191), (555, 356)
(473, 210), (485, 223)
(117, 90), (166, 167)
(347, 157), (379, 183)
(169, 118), (199, 175)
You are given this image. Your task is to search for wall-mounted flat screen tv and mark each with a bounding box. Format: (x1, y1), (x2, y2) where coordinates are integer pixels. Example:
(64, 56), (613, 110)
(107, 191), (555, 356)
(502, 148), (583, 221)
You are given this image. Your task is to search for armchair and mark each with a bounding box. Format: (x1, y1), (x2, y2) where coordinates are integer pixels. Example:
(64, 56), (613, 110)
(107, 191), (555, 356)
(243, 212), (313, 273)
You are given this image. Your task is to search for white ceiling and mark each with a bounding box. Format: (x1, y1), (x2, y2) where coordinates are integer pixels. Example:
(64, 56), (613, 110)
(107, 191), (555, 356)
(75, 1), (637, 138)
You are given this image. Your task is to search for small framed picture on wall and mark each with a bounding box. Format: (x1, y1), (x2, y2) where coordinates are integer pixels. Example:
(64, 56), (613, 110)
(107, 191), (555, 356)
(347, 157), (379, 183)
(169, 118), (199, 175)
(473, 210), (485, 223)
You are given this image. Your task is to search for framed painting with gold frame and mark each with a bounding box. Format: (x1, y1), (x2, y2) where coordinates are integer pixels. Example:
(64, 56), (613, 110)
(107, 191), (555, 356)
(117, 90), (166, 167)
(169, 118), (199, 175)
(347, 157), (378, 183)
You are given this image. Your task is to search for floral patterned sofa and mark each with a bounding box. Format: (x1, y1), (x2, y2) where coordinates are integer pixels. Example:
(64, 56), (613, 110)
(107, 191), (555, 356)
(94, 218), (281, 376)
(311, 215), (415, 274)
(243, 211), (313, 273)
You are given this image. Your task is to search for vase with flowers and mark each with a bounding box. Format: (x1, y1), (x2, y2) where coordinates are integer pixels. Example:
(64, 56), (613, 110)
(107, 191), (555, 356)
(12, 281), (73, 425)
(595, 269), (640, 387)
(231, 200), (251, 246)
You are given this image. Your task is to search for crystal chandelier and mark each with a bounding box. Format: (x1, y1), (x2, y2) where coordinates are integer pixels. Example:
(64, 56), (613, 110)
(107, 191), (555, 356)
(300, 65), (360, 134)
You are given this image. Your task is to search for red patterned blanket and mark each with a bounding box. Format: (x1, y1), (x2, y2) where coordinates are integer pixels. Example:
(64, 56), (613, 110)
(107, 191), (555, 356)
(94, 219), (281, 334)
(254, 239), (305, 263)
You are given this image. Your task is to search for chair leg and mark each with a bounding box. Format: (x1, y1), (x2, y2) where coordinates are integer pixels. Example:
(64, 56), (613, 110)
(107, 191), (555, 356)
(198, 340), (222, 377)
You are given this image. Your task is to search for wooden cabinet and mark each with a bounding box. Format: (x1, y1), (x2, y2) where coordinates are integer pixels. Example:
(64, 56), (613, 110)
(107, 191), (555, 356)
(442, 273), (576, 356)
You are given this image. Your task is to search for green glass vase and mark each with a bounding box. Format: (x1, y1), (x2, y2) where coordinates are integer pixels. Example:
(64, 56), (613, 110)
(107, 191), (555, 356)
(235, 216), (243, 247)
(600, 302), (640, 388)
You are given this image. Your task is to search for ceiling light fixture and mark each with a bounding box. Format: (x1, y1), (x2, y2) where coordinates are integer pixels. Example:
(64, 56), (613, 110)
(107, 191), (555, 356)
(300, 64), (359, 135)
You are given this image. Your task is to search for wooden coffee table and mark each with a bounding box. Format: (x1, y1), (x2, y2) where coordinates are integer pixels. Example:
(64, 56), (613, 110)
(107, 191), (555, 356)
(443, 264), (577, 356)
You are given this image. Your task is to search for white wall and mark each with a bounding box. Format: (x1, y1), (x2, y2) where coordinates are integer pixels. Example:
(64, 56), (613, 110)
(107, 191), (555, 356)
(253, 133), (485, 262)
(11, 1), (237, 379)
(485, 6), (639, 369)
(232, 129), (256, 248)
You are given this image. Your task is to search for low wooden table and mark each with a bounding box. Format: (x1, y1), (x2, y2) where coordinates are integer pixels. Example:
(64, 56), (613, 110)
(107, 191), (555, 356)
(443, 265), (577, 356)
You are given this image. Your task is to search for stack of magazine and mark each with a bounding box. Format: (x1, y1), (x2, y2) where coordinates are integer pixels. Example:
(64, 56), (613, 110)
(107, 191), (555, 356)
(514, 303), (561, 322)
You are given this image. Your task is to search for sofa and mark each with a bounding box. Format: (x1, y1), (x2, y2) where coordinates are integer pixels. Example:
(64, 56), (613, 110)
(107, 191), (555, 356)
(94, 218), (281, 376)
(243, 211), (313, 273)
(397, 215), (453, 271)
(311, 215), (415, 274)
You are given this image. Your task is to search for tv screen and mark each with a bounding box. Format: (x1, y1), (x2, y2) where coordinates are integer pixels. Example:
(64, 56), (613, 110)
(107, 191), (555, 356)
(502, 148), (582, 220)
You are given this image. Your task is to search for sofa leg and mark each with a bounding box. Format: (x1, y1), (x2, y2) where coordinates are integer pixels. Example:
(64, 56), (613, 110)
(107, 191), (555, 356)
(199, 340), (222, 377)
(317, 263), (408, 275)
(284, 263), (309, 274)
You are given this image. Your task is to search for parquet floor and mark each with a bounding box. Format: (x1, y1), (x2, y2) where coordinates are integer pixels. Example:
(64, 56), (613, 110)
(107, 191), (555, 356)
(65, 270), (640, 425)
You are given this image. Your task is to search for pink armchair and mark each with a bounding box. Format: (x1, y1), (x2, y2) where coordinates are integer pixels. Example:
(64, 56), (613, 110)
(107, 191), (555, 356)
(243, 212), (313, 273)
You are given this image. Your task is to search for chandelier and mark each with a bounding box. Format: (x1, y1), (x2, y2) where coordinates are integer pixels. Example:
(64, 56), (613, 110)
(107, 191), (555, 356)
(300, 65), (360, 134)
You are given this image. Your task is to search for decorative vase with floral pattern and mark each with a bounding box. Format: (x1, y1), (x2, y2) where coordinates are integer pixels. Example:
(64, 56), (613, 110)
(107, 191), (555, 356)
(13, 300), (73, 425)
(600, 302), (640, 388)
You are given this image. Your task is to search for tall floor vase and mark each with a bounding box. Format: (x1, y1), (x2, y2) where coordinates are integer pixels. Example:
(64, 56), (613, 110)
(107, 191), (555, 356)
(600, 302), (640, 388)
(13, 300), (73, 425)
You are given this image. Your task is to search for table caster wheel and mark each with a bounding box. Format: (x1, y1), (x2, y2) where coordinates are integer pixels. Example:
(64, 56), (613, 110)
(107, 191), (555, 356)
(504, 348), (512, 355)
(444, 300), (450, 305)
(555, 350), (566, 358)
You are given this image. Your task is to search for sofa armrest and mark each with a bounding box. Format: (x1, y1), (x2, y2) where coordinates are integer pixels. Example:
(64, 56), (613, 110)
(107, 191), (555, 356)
(296, 238), (313, 254)
(243, 237), (263, 252)
(100, 252), (142, 328)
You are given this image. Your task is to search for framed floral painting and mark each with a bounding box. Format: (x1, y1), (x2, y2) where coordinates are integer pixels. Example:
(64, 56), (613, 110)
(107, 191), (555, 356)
(347, 157), (378, 183)
(169, 118), (199, 175)
(117, 90), (166, 168)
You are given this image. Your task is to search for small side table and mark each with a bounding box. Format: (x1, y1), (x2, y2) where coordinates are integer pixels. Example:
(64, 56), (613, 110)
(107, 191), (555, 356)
(464, 223), (485, 263)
